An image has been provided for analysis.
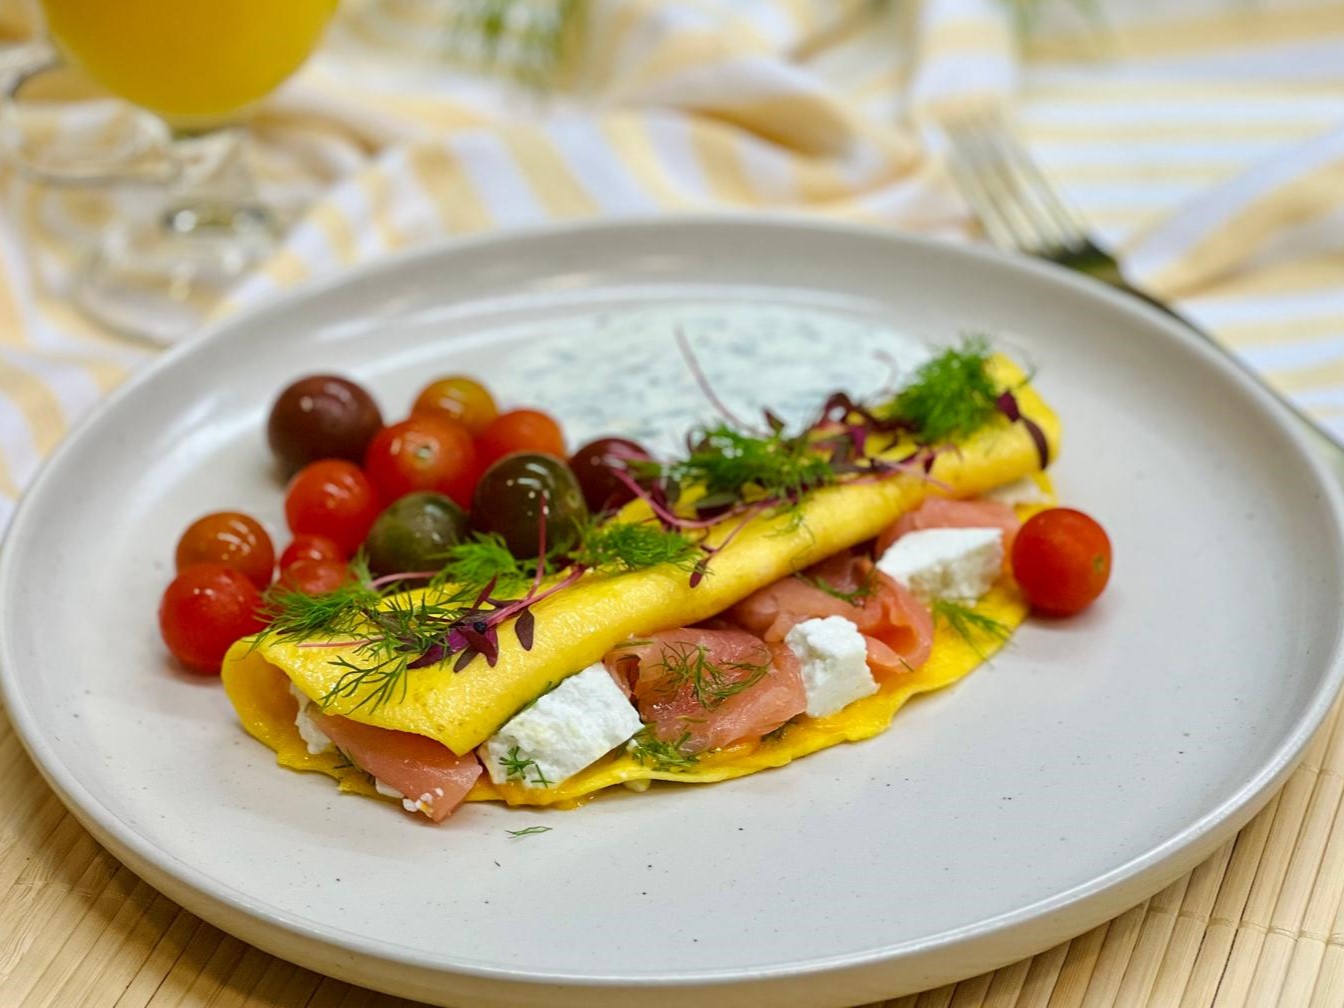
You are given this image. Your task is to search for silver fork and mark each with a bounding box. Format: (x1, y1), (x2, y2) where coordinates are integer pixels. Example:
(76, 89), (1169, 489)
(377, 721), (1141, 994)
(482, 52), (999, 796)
(942, 109), (1343, 462)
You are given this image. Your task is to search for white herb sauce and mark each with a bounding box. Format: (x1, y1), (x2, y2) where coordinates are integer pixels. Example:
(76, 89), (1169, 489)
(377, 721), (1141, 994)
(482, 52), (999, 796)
(485, 304), (933, 456)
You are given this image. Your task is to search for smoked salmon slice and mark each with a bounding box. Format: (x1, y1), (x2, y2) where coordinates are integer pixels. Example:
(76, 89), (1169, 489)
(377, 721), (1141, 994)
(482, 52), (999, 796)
(729, 552), (934, 677)
(311, 709), (482, 822)
(606, 628), (806, 753)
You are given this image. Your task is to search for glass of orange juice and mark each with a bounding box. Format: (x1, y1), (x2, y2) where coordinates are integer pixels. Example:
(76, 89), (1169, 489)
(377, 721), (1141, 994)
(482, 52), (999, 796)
(4, 0), (338, 343)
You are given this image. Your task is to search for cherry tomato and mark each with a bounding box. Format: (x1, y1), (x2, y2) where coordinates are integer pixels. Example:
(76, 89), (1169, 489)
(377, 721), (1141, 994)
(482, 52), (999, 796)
(279, 558), (352, 596)
(284, 459), (380, 555)
(411, 375), (498, 435)
(267, 375), (383, 475)
(159, 564), (266, 675)
(568, 437), (651, 513)
(278, 533), (345, 572)
(471, 453), (588, 558)
(475, 409), (566, 471)
(1011, 508), (1112, 616)
(363, 415), (479, 508)
(174, 511), (275, 588)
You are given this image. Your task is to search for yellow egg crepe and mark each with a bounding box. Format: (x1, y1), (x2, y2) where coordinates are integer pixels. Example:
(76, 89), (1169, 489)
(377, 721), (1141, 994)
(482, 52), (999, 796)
(222, 352), (1060, 814)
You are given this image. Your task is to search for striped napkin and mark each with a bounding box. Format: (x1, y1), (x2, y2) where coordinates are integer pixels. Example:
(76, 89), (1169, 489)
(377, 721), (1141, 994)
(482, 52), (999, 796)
(1, 0), (1342, 532)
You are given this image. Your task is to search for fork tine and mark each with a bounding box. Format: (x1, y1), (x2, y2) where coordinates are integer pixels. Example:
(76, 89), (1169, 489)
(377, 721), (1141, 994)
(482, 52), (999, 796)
(944, 120), (1030, 251)
(984, 111), (1090, 248)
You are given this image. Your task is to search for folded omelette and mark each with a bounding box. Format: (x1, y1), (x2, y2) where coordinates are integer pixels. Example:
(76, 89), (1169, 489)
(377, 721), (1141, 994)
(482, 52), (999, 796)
(223, 353), (1060, 816)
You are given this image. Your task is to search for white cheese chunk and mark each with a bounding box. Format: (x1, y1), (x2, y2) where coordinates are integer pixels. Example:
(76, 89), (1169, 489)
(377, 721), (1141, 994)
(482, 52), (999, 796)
(984, 476), (1047, 507)
(289, 683), (333, 756)
(785, 616), (877, 718)
(877, 527), (1003, 603)
(483, 662), (642, 789)
(374, 779), (404, 800)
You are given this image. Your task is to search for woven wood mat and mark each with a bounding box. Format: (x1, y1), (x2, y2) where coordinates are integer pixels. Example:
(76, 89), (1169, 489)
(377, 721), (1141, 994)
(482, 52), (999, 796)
(6, 694), (1344, 1008)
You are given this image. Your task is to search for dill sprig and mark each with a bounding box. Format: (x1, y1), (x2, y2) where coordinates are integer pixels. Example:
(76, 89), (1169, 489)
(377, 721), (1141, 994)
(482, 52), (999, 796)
(932, 599), (1012, 658)
(499, 745), (553, 787)
(883, 336), (1001, 443)
(671, 424), (836, 507)
(795, 570), (873, 606)
(653, 641), (772, 710)
(430, 533), (538, 598)
(506, 825), (553, 838)
(569, 521), (698, 573)
(628, 728), (699, 772)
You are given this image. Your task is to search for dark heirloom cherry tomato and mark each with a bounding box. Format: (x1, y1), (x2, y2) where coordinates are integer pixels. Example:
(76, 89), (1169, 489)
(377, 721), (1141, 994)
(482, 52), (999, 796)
(475, 409), (566, 471)
(267, 375), (383, 475)
(1011, 508), (1112, 616)
(471, 453), (588, 558)
(174, 511), (275, 588)
(363, 416), (478, 508)
(284, 459), (380, 555)
(364, 491), (469, 578)
(279, 558), (352, 596)
(411, 376), (498, 435)
(278, 533), (344, 572)
(159, 564), (266, 675)
(568, 437), (651, 513)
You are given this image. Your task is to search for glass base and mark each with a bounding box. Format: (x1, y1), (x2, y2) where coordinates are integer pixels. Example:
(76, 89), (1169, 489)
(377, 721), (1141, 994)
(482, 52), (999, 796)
(76, 202), (278, 346)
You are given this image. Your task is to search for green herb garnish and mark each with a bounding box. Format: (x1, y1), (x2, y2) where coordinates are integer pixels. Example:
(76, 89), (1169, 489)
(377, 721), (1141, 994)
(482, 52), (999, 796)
(500, 745), (553, 787)
(932, 599), (1012, 657)
(795, 571), (874, 606)
(653, 641), (772, 710)
(884, 336), (1001, 443)
(670, 423), (836, 507)
(628, 728), (700, 772)
(568, 520), (699, 573)
(505, 825), (553, 838)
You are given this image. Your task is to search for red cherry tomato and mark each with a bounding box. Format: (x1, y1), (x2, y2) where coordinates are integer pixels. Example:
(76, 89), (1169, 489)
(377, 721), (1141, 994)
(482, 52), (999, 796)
(159, 564), (266, 675)
(1011, 508), (1112, 616)
(363, 416), (479, 508)
(475, 409), (566, 471)
(174, 511), (275, 588)
(279, 558), (352, 596)
(284, 459), (380, 555)
(411, 376), (498, 435)
(279, 533), (345, 571)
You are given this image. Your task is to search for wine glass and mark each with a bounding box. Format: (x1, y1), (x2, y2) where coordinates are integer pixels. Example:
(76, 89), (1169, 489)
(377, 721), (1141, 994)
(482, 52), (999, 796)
(2, 0), (339, 344)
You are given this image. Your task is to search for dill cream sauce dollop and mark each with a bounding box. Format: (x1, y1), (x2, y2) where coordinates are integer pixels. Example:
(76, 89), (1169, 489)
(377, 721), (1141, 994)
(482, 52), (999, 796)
(488, 304), (933, 457)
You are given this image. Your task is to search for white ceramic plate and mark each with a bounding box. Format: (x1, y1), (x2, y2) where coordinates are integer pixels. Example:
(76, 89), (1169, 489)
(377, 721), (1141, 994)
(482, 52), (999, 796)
(4, 218), (1343, 1007)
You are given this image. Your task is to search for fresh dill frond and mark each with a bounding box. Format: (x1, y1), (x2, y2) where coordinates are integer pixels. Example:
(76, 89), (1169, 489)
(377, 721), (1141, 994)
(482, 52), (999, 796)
(795, 571), (873, 606)
(569, 521), (699, 573)
(654, 641), (772, 710)
(506, 825), (553, 838)
(500, 745), (553, 787)
(628, 728), (700, 772)
(431, 533), (537, 599)
(260, 577), (381, 642)
(932, 599), (1012, 658)
(885, 335), (1001, 443)
(671, 424), (835, 508)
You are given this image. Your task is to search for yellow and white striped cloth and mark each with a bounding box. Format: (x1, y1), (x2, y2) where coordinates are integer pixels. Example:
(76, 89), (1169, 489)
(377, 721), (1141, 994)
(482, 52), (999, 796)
(1, 0), (1343, 532)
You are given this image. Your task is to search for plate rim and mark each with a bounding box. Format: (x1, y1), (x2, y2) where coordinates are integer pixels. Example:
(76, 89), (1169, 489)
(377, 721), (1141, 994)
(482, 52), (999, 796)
(4, 214), (1344, 992)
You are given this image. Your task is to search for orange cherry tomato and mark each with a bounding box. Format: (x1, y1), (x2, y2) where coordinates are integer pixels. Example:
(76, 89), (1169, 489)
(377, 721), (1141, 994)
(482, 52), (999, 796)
(411, 375), (498, 435)
(279, 558), (352, 596)
(475, 409), (566, 471)
(284, 459), (380, 555)
(159, 564), (266, 675)
(278, 533), (344, 572)
(1011, 508), (1112, 616)
(363, 415), (479, 508)
(174, 511), (275, 588)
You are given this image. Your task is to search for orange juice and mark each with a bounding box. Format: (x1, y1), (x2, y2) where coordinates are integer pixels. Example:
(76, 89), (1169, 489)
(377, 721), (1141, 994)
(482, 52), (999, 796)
(40, 0), (338, 122)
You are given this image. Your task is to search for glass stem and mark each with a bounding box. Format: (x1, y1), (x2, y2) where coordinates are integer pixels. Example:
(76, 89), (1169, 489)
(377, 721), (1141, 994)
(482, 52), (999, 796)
(162, 125), (277, 238)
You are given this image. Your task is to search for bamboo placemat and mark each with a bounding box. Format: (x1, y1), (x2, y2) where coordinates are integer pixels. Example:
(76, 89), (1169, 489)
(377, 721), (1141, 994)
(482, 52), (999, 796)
(6, 692), (1344, 1008)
